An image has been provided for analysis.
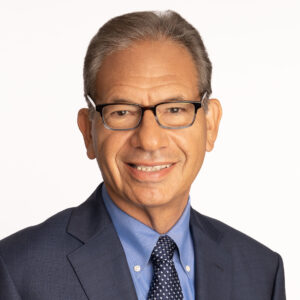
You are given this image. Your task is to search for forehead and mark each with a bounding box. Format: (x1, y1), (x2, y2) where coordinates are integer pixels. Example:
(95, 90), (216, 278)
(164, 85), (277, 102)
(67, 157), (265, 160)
(95, 39), (199, 103)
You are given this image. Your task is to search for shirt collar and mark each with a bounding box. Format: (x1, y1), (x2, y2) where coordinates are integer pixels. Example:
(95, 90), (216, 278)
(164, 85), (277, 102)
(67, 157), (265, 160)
(102, 184), (192, 273)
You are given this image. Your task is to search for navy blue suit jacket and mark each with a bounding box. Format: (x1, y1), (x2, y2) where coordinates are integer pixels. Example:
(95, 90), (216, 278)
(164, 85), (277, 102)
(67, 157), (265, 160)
(0, 184), (286, 299)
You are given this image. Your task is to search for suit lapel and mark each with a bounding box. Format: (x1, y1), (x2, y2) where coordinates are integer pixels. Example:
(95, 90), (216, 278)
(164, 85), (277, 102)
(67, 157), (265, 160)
(66, 184), (138, 300)
(65, 184), (232, 299)
(190, 209), (232, 300)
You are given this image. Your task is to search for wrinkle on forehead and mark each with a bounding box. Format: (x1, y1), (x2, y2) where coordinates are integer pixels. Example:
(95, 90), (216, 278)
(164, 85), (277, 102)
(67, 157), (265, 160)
(99, 82), (196, 105)
(95, 39), (199, 104)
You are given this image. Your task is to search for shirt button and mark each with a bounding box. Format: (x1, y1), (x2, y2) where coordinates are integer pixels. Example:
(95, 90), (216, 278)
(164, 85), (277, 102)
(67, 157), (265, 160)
(134, 265), (141, 272)
(185, 265), (191, 272)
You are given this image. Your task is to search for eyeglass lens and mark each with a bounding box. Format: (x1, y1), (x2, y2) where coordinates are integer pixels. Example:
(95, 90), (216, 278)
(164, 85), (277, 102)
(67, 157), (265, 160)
(102, 102), (196, 129)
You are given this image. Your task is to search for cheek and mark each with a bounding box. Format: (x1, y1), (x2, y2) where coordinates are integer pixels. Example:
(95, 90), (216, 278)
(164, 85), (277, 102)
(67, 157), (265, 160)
(187, 136), (206, 168)
(191, 124), (207, 162)
(93, 130), (130, 171)
(179, 120), (207, 176)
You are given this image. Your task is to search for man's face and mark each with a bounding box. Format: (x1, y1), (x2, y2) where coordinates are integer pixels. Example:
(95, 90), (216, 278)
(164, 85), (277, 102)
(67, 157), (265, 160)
(78, 39), (221, 217)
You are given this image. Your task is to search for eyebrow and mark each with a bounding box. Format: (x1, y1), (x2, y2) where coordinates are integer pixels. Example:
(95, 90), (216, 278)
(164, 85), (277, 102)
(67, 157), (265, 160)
(106, 95), (187, 104)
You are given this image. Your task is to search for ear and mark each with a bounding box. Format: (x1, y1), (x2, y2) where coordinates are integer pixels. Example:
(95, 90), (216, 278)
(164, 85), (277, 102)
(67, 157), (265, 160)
(77, 108), (96, 159)
(205, 99), (222, 152)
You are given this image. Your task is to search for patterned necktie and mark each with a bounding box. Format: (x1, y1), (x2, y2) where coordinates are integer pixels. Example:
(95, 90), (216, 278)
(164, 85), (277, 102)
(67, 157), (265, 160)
(147, 235), (184, 300)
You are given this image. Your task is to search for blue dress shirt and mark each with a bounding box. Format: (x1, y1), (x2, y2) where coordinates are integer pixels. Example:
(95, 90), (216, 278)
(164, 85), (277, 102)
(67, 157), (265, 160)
(102, 184), (195, 300)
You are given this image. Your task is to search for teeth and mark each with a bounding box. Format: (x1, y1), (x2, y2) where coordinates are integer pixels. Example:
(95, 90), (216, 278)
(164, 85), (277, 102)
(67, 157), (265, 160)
(135, 164), (171, 172)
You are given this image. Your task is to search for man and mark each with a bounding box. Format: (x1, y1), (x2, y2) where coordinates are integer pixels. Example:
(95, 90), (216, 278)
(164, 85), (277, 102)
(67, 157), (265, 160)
(0, 10), (285, 300)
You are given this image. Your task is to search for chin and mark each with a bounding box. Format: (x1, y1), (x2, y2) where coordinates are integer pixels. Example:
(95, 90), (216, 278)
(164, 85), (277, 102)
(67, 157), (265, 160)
(130, 187), (175, 208)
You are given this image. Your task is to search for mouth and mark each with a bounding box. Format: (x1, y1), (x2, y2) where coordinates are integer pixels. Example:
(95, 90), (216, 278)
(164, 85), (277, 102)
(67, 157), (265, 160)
(128, 163), (172, 172)
(125, 162), (176, 181)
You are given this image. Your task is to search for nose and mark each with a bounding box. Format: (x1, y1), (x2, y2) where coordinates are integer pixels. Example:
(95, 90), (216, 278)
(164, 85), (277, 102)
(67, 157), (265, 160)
(130, 110), (169, 151)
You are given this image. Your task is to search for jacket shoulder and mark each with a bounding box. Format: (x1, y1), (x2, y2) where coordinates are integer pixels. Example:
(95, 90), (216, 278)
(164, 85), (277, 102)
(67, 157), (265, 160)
(191, 209), (280, 260)
(1, 207), (71, 241)
(0, 207), (80, 264)
(191, 209), (286, 298)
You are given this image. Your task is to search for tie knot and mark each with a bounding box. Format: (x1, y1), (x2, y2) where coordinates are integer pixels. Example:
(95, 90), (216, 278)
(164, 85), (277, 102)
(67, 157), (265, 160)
(150, 235), (177, 266)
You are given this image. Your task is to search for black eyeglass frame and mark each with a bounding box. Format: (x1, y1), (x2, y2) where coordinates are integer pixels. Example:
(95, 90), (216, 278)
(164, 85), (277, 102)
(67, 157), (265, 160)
(85, 93), (207, 130)
(94, 100), (203, 131)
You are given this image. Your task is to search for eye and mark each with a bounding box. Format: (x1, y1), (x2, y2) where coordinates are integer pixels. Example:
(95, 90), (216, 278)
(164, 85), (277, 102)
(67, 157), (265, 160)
(167, 107), (185, 113)
(114, 110), (129, 116)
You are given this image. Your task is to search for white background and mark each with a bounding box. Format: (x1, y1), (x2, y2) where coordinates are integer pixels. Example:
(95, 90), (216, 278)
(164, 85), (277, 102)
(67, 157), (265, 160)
(0, 0), (299, 298)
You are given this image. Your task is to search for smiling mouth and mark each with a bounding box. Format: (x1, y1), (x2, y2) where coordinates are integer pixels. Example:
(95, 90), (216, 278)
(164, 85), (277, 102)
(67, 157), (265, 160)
(128, 163), (173, 172)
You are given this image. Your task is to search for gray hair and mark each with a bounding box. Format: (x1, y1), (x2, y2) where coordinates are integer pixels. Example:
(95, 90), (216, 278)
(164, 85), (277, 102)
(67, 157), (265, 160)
(83, 10), (212, 112)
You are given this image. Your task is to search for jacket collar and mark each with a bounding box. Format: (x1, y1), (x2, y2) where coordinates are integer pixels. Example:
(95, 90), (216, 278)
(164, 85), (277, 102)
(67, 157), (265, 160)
(190, 208), (232, 300)
(66, 183), (138, 300)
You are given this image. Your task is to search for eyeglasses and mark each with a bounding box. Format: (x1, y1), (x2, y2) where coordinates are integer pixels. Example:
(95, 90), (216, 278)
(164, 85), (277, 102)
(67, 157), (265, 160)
(86, 94), (206, 131)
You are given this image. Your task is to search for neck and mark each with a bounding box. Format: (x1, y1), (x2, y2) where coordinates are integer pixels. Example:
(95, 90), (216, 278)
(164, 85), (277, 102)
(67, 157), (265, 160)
(143, 204), (188, 234)
(106, 186), (189, 234)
